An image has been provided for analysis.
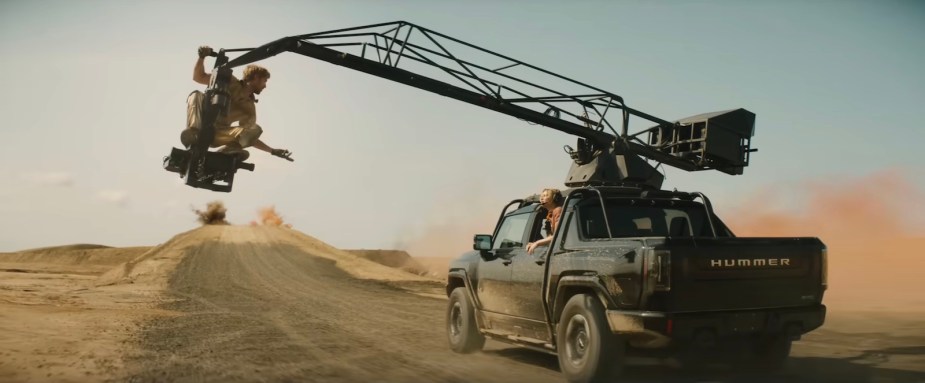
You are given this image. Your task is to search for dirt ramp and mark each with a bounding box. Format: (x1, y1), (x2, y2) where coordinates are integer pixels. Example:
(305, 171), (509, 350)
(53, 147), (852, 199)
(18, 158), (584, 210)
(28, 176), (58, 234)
(408, 256), (454, 278)
(95, 225), (436, 287)
(123, 237), (559, 382)
(16, 243), (112, 252)
(95, 225), (229, 286)
(344, 249), (430, 276)
(267, 227), (438, 282)
(0, 244), (150, 275)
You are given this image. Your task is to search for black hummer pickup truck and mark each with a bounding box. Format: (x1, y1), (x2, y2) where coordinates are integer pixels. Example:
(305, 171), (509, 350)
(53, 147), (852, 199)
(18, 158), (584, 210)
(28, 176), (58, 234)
(445, 186), (827, 383)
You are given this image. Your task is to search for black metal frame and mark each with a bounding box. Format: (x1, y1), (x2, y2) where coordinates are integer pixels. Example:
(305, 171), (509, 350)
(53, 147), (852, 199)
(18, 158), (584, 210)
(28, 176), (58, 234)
(221, 22), (752, 166)
(174, 21), (756, 192)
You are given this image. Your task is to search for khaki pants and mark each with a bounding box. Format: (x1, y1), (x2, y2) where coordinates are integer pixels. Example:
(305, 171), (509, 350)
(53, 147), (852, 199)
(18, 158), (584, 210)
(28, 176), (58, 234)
(186, 91), (262, 148)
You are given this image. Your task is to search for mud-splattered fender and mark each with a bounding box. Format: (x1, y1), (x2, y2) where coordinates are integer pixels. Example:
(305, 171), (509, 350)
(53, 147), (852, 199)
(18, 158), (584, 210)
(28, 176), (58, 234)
(550, 275), (618, 324)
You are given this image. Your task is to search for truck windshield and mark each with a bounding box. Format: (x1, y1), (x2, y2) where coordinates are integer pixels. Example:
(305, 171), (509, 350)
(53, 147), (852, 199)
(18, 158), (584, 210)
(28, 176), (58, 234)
(576, 199), (720, 239)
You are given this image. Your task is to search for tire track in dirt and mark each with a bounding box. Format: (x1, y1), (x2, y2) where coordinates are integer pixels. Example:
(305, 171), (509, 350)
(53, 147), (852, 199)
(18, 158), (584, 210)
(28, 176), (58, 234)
(122, 239), (561, 383)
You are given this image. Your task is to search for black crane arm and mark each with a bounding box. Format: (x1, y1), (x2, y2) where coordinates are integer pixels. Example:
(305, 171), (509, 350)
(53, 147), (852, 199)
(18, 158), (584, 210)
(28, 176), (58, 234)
(199, 21), (757, 189)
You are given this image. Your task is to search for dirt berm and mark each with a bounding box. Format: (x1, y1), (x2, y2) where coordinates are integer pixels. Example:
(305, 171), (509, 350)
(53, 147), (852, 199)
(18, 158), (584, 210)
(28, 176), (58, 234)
(2, 225), (923, 383)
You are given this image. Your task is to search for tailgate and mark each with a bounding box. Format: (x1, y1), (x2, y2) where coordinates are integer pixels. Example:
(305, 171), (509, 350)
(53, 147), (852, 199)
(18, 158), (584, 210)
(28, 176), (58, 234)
(650, 237), (826, 312)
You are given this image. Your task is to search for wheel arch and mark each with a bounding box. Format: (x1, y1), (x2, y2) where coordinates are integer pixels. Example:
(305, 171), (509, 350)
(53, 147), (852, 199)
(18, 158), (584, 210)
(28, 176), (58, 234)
(552, 275), (615, 326)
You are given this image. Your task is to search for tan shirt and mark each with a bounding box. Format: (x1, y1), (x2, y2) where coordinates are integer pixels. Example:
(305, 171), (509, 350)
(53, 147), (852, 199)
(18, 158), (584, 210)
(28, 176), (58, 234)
(216, 75), (256, 129)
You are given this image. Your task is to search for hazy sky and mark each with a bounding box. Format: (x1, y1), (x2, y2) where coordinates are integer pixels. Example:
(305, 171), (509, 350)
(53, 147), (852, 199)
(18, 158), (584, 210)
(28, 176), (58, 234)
(1, 0), (922, 252)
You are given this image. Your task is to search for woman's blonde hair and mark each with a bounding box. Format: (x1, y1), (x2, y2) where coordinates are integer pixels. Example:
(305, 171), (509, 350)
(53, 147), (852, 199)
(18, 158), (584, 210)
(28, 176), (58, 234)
(542, 188), (563, 206)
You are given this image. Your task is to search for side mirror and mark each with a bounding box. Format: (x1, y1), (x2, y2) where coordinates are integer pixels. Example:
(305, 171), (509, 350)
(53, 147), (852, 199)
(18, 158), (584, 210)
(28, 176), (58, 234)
(473, 234), (492, 251)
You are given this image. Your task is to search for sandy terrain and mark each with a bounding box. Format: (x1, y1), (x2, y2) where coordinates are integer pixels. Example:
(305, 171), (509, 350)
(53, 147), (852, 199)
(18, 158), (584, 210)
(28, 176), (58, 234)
(343, 249), (432, 277)
(1, 224), (923, 383)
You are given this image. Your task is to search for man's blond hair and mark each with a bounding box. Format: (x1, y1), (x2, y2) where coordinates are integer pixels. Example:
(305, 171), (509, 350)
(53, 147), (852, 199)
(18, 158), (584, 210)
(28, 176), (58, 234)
(242, 64), (271, 81)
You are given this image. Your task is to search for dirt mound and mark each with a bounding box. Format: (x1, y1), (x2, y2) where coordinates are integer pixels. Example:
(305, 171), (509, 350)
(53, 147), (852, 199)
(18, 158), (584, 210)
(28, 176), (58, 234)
(96, 226), (222, 286)
(16, 243), (112, 252)
(0, 245), (151, 275)
(2, 223), (447, 381)
(269, 227), (439, 282)
(408, 256), (454, 278)
(344, 249), (430, 276)
(97, 225), (437, 287)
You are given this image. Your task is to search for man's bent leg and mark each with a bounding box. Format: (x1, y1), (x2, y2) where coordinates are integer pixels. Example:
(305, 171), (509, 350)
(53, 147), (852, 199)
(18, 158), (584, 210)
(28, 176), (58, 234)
(212, 125), (259, 161)
(186, 91), (204, 130)
(212, 127), (237, 148)
(235, 124), (263, 148)
(181, 91), (205, 148)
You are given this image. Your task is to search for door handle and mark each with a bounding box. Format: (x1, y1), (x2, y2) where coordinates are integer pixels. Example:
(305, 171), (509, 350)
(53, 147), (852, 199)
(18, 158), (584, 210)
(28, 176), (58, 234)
(502, 259), (513, 266)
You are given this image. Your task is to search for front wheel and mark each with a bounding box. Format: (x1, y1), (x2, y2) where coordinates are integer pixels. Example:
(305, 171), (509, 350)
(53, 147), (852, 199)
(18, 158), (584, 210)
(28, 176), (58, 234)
(557, 294), (625, 383)
(446, 287), (485, 353)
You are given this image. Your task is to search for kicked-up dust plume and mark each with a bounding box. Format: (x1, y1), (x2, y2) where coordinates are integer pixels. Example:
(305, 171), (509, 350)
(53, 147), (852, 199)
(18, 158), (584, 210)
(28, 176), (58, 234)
(720, 169), (925, 312)
(398, 192), (500, 277)
(250, 206), (292, 228)
(193, 201), (229, 225)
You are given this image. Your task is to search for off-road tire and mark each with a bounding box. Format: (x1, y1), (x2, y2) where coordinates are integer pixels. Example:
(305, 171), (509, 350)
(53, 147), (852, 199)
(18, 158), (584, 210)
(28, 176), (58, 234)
(557, 294), (625, 383)
(446, 287), (485, 353)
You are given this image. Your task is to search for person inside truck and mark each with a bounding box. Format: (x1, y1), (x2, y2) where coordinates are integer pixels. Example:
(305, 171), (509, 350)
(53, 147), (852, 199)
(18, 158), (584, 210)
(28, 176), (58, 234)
(526, 188), (564, 254)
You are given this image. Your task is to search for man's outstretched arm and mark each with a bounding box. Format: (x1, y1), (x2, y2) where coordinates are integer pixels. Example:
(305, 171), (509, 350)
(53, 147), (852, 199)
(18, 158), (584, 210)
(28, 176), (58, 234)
(193, 46), (212, 85)
(252, 139), (293, 161)
(252, 139), (273, 153)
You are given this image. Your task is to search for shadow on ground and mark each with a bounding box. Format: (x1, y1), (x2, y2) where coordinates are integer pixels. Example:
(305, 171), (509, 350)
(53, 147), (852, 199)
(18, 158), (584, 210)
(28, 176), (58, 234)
(485, 346), (925, 383)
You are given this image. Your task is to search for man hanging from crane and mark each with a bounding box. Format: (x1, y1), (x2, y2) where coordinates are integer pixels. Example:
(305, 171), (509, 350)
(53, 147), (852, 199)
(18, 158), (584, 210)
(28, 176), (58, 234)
(182, 46), (293, 163)
(163, 45), (294, 191)
(164, 22), (755, 194)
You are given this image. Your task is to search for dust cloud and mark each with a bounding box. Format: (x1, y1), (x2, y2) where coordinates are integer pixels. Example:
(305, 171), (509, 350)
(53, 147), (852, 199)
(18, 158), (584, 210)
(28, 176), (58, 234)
(398, 192), (502, 276)
(193, 201), (229, 225)
(250, 206), (292, 228)
(720, 169), (924, 312)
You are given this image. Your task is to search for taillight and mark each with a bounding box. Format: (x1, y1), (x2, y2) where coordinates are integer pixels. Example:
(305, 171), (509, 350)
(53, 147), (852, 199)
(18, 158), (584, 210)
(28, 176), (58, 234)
(655, 250), (671, 292)
(821, 247), (828, 290)
(645, 249), (671, 293)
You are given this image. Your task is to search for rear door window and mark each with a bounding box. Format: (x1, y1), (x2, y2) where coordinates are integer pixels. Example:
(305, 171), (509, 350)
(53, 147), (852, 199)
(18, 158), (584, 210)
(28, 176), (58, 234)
(576, 199), (720, 239)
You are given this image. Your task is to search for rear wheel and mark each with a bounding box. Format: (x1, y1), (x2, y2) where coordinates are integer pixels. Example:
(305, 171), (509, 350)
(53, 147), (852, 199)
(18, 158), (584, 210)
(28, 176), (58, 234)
(557, 294), (625, 383)
(446, 287), (485, 353)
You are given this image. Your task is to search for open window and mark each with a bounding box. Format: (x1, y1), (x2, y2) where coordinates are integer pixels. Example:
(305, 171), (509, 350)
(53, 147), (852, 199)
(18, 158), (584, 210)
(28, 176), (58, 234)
(526, 206), (552, 243)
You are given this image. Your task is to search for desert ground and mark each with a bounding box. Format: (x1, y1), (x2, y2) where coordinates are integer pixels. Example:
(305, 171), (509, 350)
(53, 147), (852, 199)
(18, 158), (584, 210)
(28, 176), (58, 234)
(1, 223), (923, 383)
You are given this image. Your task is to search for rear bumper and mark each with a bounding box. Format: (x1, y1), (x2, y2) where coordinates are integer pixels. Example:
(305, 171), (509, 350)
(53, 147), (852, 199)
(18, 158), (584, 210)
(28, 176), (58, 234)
(606, 305), (826, 345)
